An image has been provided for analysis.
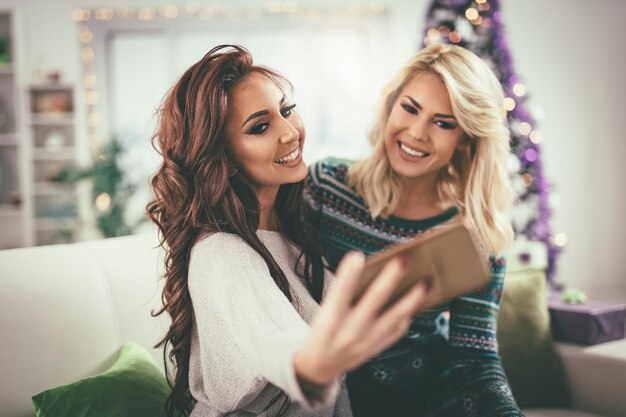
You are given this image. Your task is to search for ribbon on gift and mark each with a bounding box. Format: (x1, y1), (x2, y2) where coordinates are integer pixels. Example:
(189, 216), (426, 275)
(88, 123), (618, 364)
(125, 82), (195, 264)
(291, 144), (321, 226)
(562, 287), (588, 304)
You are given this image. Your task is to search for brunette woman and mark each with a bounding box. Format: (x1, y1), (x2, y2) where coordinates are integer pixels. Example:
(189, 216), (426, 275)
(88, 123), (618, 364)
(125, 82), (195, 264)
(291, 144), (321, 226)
(147, 45), (427, 417)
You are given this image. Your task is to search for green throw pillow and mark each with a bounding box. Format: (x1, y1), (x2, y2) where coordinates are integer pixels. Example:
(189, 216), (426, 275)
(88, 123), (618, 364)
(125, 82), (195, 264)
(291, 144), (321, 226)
(497, 269), (569, 408)
(32, 342), (170, 417)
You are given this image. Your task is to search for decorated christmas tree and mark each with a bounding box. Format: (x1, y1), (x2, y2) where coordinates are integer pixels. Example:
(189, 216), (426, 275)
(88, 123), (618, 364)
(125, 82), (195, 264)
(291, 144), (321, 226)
(52, 138), (145, 238)
(421, 0), (560, 280)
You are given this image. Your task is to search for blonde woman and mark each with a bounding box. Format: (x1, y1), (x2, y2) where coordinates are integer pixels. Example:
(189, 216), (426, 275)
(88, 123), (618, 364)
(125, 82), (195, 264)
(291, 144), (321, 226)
(305, 43), (522, 416)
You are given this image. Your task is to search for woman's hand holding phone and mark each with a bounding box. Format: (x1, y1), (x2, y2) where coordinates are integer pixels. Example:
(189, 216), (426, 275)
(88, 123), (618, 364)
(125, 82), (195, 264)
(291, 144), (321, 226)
(294, 251), (428, 386)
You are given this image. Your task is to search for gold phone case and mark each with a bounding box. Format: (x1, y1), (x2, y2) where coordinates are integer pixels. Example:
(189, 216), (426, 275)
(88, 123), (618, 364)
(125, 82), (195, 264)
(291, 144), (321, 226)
(353, 223), (490, 309)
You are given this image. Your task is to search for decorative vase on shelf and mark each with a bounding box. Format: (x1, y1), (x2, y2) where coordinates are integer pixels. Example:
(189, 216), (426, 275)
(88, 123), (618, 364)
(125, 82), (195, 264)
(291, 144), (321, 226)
(43, 130), (66, 152)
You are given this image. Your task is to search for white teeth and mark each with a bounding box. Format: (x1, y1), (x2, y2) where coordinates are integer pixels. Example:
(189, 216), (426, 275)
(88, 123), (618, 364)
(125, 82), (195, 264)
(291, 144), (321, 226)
(400, 142), (428, 158)
(275, 148), (300, 164)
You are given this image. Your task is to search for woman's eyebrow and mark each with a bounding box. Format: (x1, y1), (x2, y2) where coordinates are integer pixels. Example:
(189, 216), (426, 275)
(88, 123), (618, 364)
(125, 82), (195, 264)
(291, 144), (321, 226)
(241, 95), (286, 127)
(405, 95), (456, 119)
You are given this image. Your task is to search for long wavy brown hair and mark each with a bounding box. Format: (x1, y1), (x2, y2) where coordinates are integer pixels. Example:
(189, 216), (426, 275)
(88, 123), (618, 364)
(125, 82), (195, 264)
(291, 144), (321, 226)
(146, 45), (326, 417)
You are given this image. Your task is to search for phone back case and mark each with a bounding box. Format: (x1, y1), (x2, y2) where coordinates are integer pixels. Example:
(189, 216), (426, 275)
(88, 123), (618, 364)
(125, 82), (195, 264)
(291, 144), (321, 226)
(353, 223), (490, 309)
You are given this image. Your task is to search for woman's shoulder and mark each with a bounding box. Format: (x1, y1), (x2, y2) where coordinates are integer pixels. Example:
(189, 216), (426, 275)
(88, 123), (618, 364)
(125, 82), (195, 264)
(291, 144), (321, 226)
(194, 231), (249, 251)
(306, 157), (362, 205)
(308, 157), (354, 186)
(191, 232), (264, 266)
(192, 231), (295, 263)
(189, 232), (272, 290)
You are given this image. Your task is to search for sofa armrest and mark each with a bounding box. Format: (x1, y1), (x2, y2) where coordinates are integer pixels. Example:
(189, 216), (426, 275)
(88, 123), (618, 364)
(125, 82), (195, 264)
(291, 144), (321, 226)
(556, 338), (626, 417)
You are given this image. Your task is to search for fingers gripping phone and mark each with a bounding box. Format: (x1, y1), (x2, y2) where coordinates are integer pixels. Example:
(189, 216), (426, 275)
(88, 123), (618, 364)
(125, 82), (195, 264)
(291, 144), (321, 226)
(352, 223), (491, 310)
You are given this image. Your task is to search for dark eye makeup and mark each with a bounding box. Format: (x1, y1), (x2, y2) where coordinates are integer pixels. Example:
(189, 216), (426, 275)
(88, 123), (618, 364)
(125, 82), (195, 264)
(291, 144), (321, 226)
(400, 102), (457, 130)
(246, 104), (297, 136)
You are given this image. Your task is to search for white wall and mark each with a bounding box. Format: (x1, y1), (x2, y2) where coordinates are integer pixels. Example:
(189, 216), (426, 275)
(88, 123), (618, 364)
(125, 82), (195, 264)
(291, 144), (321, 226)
(2, 0), (625, 300)
(503, 0), (626, 300)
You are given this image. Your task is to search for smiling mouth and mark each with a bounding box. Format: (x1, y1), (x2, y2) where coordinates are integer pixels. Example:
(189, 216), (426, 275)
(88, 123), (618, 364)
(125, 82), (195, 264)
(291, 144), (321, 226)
(399, 141), (430, 158)
(274, 147), (300, 164)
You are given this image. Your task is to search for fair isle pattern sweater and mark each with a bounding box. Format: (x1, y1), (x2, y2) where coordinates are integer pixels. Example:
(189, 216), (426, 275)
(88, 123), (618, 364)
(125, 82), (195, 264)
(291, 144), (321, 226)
(304, 158), (523, 417)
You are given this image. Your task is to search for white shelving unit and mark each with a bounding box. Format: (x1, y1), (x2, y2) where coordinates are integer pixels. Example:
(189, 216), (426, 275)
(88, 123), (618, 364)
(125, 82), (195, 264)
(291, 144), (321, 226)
(0, 11), (27, 249)
(26, 82), (78, 246)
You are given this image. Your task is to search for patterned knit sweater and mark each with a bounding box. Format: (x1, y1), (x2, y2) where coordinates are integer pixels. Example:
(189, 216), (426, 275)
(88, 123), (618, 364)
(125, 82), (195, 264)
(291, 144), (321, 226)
(304, 158), (523, 417)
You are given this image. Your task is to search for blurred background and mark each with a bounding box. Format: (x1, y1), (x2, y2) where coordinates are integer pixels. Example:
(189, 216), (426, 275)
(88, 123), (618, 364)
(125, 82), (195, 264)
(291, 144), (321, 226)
(0, 0), (624, 302)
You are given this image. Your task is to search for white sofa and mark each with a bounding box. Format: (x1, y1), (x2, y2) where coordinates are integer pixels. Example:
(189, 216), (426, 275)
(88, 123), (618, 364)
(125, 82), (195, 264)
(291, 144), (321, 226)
(1, 234), (625, 417)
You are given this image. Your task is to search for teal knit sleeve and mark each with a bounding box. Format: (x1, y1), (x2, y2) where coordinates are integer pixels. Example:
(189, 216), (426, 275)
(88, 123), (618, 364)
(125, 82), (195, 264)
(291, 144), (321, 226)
(304, 161), (324, 229)
(441, 256), (524, 416)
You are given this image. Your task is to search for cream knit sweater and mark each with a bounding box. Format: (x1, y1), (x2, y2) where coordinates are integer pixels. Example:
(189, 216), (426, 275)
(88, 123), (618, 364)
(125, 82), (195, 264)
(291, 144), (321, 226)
(187, 230), (353, 417)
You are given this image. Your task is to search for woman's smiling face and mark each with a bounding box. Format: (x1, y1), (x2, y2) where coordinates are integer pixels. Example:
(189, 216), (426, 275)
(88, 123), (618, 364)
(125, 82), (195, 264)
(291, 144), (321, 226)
(225, 72), (306, 198)
(384, 72), (463, 185)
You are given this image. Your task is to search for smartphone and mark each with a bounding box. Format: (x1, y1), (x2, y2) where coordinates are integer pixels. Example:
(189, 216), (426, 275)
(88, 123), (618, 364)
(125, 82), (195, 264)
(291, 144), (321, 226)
(352, 223), (491, 310)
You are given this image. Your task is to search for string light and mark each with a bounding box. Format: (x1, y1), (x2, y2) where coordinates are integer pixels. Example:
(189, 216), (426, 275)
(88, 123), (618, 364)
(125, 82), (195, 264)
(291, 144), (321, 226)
(85, 90), (99, 106)
(95, 8), (114, 20)
(448, 31), (461, 43)
(75, 2), (388, 164)
(72, 9), (91, 21)
(470, 16), (483, 26)
(80, 47), (94, 63)
(529, 130), (542, 144)
(77, 28), (93, 43)
(83, 72), (97, 88)
(513, 83), (526, 97)
(521, 173), (533, 187)
(524, 148), (538, 162)
(160, 5), (180, 18)
(95, 192), (111, 211)
(137, 8), (157, 20)
(554, 233), (568, 247)
(89, 133), (102, 149)
(518, 121), (532, 135)
(503, 97), (516, 111)
(465, 8), (479, 20)
(182, 2), (201, 16)
(427, 28), (441, 42)
(115, 7), (133, 18)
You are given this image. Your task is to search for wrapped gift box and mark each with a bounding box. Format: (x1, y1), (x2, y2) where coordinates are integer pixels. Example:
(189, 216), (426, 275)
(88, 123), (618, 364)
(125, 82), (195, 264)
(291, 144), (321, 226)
(548, 292), (626, 345)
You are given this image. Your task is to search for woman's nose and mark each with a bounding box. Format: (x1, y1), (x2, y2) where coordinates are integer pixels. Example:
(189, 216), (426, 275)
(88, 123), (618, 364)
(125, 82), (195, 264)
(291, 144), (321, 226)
(278, 120), (300, 144)
(407, 117), (428, 141)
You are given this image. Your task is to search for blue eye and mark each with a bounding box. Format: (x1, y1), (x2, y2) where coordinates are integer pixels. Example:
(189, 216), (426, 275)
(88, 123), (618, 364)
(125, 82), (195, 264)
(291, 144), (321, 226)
(401, 103), (417, 115)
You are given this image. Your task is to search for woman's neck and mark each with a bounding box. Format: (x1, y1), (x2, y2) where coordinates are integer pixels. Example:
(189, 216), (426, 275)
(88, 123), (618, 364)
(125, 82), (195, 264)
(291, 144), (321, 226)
(392, 176), (453, 220)
(256, 188), (280, 231)
(258, 207), (279, 231)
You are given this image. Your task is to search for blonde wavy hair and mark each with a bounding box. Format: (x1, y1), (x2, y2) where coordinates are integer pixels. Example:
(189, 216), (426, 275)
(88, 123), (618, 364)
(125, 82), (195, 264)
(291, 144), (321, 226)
(349, 43), (514, 254)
